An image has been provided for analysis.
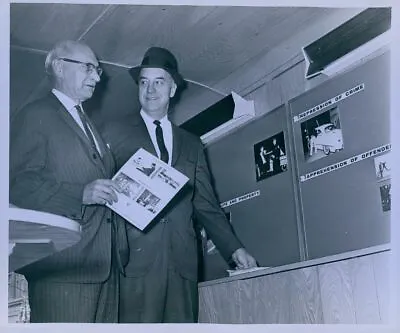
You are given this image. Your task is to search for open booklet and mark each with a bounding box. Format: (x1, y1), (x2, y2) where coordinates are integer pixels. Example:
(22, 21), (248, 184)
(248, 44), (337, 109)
(106, 148), (189, 230)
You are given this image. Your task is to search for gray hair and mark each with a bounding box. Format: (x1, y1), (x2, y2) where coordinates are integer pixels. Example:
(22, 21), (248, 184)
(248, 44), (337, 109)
(44, 40), (91, 75)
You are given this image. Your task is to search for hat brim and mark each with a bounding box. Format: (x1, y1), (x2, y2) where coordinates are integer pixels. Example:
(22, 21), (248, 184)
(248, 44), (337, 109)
(129, 65), (186, 89)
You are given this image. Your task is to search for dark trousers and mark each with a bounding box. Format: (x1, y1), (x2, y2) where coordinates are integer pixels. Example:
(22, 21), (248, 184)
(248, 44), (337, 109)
(118, 248), (198, 323)
(27, 266), (119, 323)
(27, 221), (125, 323)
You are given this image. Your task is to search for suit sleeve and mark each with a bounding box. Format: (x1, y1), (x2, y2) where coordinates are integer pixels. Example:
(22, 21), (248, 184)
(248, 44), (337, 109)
(9, 111), (85, 220)
(192, 142), (243, 262)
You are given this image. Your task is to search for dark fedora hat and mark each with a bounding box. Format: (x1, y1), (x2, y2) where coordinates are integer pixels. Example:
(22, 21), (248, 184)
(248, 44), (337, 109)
(129, 47), (186, 89)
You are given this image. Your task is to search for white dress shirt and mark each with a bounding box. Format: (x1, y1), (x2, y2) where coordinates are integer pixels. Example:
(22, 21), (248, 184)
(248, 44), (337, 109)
(140, 110), (173, 165)
(52, 88), (101, 153)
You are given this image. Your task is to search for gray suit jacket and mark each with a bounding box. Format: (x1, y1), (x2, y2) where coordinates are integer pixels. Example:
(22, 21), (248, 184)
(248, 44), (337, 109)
(101, 114), (242, 281)
(10, 93), (128, 283)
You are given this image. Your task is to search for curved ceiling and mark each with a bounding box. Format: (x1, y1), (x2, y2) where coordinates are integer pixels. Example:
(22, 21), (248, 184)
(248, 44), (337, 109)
(11, 4), (332, 87)
(10, 4), (357, 125)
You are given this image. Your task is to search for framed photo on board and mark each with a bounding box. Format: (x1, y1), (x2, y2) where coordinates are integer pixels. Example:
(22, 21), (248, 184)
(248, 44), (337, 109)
(300, 106), (344, 162)
(254, 131), (287, 181)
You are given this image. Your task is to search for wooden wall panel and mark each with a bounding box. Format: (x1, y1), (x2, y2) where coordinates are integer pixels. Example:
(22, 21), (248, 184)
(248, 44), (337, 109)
(243, 60), (307, 119)
(244, 81), (283, 117)
(275, 60), (308, 103)
(242, 58), (322, 119)
(318, 260), (357, 323)
(238, 272), (291, 323)
(198, 280), (242, 323)
(372, 251), (391, 324)
(348, 256), (381, 324)
(287, 266), (324, 323)
(197, 286), (216, 323)
(198, 250), (390, 324)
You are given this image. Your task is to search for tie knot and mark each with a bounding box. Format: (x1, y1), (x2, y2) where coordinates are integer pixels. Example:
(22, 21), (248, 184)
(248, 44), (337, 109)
(153, 120), (161, 127)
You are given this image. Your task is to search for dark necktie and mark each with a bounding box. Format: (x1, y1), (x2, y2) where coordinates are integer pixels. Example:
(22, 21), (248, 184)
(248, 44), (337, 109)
(153, 120), (169, 163)
(75, 105), (101, 159)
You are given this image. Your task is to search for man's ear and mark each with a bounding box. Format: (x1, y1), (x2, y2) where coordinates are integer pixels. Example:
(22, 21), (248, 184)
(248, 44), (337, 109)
(169, 81), (177, 98)
(52, 59), (64, 78)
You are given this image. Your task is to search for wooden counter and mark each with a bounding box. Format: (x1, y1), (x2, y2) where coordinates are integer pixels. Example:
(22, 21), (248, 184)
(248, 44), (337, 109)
(198, 244), (391, 324)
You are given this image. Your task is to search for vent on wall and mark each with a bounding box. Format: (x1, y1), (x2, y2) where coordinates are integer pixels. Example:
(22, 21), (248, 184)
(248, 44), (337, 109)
(180, 92), (255, 144)
(303, 7), (391, 79)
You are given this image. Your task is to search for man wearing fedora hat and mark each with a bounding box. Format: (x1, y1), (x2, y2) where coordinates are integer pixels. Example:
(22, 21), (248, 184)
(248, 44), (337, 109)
(101, 46), (257, 323)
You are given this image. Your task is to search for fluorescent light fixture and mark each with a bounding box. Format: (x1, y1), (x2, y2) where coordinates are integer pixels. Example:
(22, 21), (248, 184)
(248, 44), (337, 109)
(322, 29), (391, 77)
(303, 29), (391, 80)
(200, 92), (255, 144)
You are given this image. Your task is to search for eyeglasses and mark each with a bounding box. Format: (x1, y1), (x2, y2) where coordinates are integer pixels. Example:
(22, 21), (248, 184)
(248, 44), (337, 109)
(59, 58), (103, 76)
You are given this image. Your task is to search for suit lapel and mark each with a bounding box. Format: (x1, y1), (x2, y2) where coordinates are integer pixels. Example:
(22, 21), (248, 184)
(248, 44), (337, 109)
(171, 124), (182, 167)
(133, 116), (159, 158)
(48, 94), (108, 177)
(86, 117), (114, 176)
(49, 94), (88, 148)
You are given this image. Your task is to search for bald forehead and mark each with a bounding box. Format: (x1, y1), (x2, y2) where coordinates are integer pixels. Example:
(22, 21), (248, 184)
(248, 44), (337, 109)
(64, 44), (98, 64)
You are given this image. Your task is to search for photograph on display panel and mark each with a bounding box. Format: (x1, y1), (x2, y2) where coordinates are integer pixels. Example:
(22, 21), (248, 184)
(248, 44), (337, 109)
(379, 183), (391, 212)
(300, 106), (344, 162)
(254, 131), (287, 182)
(374, 152), (391, 181)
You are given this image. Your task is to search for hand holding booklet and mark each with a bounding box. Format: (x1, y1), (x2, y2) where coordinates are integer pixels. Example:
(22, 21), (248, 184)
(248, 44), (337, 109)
(106, 148), (189, 230)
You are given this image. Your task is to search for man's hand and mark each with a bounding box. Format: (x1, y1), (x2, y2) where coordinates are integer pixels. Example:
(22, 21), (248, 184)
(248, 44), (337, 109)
(231, 247), (257, 270)
(83, 179), (122, 206)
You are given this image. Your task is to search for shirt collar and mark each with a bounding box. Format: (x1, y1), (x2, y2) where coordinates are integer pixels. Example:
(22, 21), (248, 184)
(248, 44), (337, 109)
(52, 88), (81, 111)
(140, 109), (170, 127)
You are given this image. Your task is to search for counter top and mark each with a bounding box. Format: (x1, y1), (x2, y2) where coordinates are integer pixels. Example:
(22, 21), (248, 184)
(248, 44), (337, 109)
(199, 243), (391, 287)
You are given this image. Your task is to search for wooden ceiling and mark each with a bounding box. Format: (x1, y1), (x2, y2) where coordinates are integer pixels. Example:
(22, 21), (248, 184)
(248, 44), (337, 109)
(10, 4), (362, 127)
(11, 4), (333, 87)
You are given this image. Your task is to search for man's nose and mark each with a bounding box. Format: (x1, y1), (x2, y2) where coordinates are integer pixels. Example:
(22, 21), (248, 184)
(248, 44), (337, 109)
(91, 70), (101, 82)
(147, 82), (156, 93)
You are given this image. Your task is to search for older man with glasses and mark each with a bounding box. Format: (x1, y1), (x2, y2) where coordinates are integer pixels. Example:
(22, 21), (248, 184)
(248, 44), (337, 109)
(10, 40), (128, 322)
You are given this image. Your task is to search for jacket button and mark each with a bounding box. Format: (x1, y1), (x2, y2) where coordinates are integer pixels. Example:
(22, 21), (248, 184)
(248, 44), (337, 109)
(93, 153), (97, 159)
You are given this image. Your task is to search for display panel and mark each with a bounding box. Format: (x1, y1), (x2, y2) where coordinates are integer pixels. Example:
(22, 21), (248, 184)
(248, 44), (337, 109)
(203, 105), (300, 280)
(289, 52), (390, 259)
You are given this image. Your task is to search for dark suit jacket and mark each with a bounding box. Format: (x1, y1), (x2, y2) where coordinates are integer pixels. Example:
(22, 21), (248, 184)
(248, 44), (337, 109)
(10, 93), (128, 283)
(101, 114), (242, 281)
